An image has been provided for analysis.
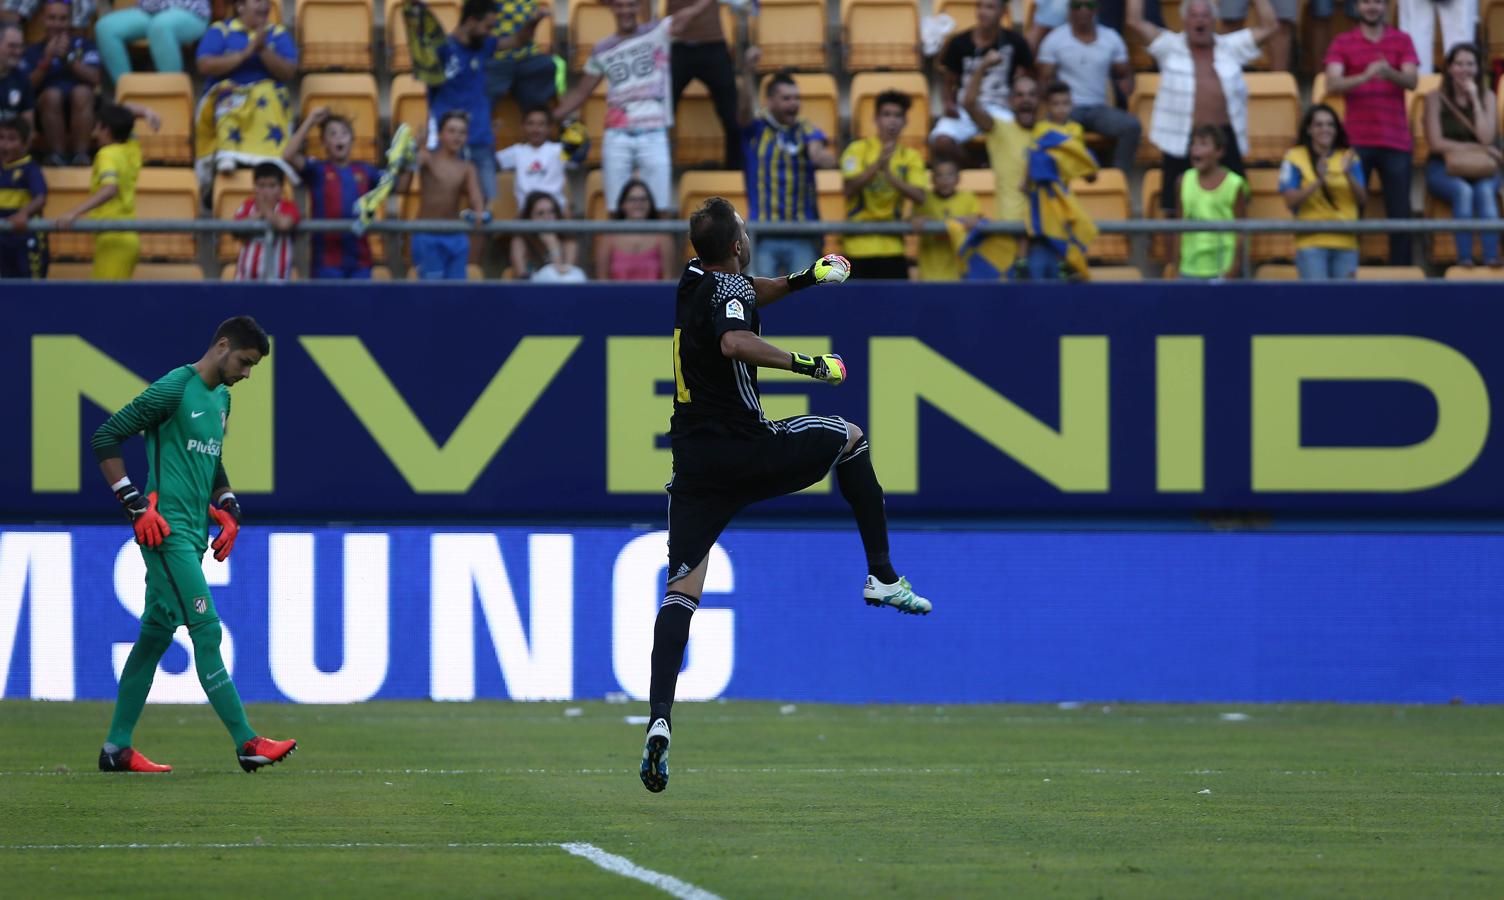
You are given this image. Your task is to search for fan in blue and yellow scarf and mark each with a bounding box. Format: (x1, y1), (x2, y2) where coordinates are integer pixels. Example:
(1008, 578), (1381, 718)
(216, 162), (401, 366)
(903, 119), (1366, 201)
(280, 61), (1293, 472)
(192, 0), (298, 182)
(1022, 109), (1099, 281)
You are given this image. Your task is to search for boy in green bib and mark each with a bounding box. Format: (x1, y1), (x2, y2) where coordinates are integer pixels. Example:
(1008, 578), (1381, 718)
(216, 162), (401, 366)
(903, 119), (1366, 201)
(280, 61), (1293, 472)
(1175, 125), (1250, 280)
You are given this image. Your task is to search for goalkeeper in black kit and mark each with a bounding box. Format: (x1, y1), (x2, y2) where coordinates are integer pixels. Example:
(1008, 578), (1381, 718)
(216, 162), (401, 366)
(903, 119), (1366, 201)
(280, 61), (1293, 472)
(641, 197), (932, 793)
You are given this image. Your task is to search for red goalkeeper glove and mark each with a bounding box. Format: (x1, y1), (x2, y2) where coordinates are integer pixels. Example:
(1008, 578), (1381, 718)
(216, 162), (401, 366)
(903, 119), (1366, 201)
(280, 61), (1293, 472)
(116, 485), (170, 547)
(209, 494), (241, 563)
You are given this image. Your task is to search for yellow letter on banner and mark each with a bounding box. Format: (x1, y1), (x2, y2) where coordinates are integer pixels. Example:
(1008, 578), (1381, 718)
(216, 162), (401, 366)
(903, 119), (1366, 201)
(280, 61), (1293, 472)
(302, 336), (580, 492)
(1251, 336), (1489, 492)
(32, 336), (274, 493)
(869, 337), (1109, 493)
(606, 336), (833, 493)
(1157, 336), (1205, 493)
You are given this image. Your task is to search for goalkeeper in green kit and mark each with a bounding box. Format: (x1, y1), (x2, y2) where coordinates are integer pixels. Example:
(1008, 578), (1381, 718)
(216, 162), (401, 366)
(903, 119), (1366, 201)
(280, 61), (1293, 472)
(92, 316), (297, 774)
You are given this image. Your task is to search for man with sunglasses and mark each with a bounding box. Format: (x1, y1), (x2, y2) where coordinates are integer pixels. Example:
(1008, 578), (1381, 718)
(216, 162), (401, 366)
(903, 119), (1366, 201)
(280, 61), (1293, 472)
(1037, 0), (1140, 172)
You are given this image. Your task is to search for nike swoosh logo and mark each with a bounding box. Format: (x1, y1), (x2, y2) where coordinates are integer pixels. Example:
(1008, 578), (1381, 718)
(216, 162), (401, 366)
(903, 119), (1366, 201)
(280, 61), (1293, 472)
(191, 411), (206, 418)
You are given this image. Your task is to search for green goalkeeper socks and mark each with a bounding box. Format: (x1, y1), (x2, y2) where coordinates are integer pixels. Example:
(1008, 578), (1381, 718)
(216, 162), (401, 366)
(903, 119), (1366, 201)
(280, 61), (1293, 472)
(105, 625), (173, 749)
(190, 620), (257, 747)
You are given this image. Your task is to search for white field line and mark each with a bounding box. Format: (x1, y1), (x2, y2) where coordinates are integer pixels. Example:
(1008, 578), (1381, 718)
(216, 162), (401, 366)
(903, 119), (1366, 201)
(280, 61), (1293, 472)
(558, 842), (724, 900)
(0, 841), (724, 900)
(4, 766), (1504, 778)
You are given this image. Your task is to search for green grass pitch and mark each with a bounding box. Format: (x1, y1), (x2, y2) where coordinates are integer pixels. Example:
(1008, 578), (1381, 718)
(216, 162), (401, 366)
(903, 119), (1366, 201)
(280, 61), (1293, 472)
(2, 700), (1501, 898)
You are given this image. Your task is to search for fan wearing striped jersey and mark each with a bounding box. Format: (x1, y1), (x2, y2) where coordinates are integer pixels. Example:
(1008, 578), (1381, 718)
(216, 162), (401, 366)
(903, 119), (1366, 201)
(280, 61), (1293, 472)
(641, 197), (932, 794)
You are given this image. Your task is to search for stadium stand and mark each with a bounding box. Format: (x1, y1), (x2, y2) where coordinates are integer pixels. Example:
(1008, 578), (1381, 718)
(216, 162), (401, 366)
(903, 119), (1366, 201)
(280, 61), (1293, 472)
(850, 72), (930, 150)
(1423, 191), (1458, 266)
(296, 0), (375, 71)
(959, 167), (995, 217)
(1255, 264), (1297, 279)
(1445, 265), (1504, 280)
(570, 0), (617, 71)
(38, 168), (92, 260)
(585, 169), (608, 221)
(1128, 74), (1161, 166)
(935, 0), (979, 34)
(1072, 169), (1131, 263)
(1246, 169), (1295, 264)
(490, 171), (520, 223)
(1310, 72), (1342, 120)
(579, 79), (610, 166)
(1356, 266), (1428, 280)
(1244, 72), (1300, 164)
(298, 73), (381, 163)
(135, 168), (200, 261)
(750, 0), (828, 71)
(673, 81), (726, 167)
(389, 73), (428, 138)
(842, 0), (922, 71)
(1090, 266), (1144, 281)
(47, 262), (208, 280)
(678, 170), (748, 222)
(1409, 74), (1445, 166)
(113, 74), (196, 165)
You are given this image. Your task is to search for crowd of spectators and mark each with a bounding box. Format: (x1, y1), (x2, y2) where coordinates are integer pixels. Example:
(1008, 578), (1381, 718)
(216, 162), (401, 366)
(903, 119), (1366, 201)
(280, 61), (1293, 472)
(0, 0), (1501, 283)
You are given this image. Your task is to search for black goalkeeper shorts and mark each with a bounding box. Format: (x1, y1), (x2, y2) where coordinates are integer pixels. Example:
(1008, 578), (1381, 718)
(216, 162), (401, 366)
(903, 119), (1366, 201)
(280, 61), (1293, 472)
(666, 415), (850, 583)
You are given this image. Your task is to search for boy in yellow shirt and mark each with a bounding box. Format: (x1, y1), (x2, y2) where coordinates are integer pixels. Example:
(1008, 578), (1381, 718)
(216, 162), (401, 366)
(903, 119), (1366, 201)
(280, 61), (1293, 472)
(1036, 82), (1085, 143)
(839, 90), (929, 280)
(56, 102), (159, 280)
(913, 159), (982, 281)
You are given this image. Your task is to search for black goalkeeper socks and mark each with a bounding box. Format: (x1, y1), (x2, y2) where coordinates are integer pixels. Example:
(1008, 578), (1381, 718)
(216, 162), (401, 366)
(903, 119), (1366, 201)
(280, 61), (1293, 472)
(836, 439), (897, 583)
(648, 591), (699, 730)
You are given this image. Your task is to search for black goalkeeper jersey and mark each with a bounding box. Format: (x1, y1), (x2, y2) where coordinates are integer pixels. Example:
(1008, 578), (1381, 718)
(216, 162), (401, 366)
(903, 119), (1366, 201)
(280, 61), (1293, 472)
(668, 259), (773, 440)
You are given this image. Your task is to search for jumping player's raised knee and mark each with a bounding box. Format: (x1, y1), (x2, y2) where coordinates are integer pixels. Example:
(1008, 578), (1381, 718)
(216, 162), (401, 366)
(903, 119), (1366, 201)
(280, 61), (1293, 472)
(842, 421), (865, 456)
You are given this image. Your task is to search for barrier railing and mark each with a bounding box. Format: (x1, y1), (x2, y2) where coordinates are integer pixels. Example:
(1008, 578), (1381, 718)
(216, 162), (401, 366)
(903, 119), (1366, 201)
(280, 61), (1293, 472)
(21, 217), (1504, 279)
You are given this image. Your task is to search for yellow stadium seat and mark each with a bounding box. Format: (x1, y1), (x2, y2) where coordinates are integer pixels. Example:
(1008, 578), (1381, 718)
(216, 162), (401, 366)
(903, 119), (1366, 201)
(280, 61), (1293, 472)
(1255, 264), (1299, 280)
(673, 81), (728, 166)
(1409, 74), (1444, 165)
(1445, 264), (1504, 279)
(1355, 266), (1428, 280)
(815, 168), (844, 255)
(213, 170), (293, 261)
(1089, 265), (1144, 281)
(1310, 72), (1343, 121)
(299, 73), (381, 163)
(756, 73), (838, 142)
(134, 263), (208, 280)
(134, 168), (200, 261)
(656, 0), (739, 44)
(580, 79), (609, 166)
(585, 169), (609, 220)
(114, 73), (195, 165)
(935, 0), (977, 33)
(491, 171), (519, 222)
(959, 167), (994, 217)
(1141, 167), (1168, 263)
(842, 0), (921, 71)
(387, 0), (461, 74)
(39, 167), (93, 260)
(1244, 72), (1300, 164)
(570, 1), (617, 71)
(371, 265), (394, 280)
(389, 74), (429, 139)
(1358, 172), (1391, 263)
(296, 0), (374, 71)
(753, 0), (827, 71)
(46, 262), (94, 279)
(222, 262), (302, 279)
(1245, 169), (1293, 263)
(529, 12), (555, 54)
(1490, 2), (1504, 70)
(492, 95), (525, 148)
(850, 72), (930, 152)
(1128, 74), (1160, 166)
(1424, 190), (1459, 266)
(1071, 169), (1129, 263)
(678, 170), (748, 219)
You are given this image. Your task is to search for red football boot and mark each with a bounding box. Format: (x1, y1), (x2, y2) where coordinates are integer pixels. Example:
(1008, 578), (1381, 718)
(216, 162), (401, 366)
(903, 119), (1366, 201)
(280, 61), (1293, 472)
(238, 736), (297, 773)
(99, 746), (173, 773)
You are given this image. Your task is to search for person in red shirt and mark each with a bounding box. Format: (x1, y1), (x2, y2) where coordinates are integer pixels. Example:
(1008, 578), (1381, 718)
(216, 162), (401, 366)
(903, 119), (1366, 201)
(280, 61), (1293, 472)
(1322, 0), (1418, 265)
(232, 161), (300, 282)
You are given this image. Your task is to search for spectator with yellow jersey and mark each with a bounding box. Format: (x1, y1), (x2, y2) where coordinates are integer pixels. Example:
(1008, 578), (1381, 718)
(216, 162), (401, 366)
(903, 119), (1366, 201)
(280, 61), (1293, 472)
(55, 101), (158, 280)
(913, 159), (982, 281)
(1279, 104), (1367, 280)
(840, 90), (928, 280)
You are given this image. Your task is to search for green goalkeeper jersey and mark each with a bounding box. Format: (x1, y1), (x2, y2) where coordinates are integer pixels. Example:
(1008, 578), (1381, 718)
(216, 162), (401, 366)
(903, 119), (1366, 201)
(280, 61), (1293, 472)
(91, 365), (231, 551)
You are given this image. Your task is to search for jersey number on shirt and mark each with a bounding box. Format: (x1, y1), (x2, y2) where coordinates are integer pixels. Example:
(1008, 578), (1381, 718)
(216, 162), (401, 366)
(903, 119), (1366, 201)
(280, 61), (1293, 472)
(673, 327), (691, 403)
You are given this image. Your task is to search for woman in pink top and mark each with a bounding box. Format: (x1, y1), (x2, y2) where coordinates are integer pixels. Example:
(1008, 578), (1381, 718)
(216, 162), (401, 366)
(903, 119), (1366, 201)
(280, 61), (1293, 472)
(593, 179), (677, 281)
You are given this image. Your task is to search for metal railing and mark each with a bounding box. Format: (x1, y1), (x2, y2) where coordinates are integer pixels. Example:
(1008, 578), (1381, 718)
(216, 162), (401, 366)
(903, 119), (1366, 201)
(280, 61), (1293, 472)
(21, 217), (1504, 279)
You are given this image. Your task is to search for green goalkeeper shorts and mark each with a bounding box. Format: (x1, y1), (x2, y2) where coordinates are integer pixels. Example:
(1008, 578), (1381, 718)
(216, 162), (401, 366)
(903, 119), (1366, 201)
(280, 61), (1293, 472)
(141, 540), (221, 630)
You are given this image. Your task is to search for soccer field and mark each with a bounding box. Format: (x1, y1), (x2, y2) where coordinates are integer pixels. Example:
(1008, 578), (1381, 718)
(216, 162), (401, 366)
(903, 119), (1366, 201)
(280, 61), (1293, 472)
(1, 701), (1500, 898)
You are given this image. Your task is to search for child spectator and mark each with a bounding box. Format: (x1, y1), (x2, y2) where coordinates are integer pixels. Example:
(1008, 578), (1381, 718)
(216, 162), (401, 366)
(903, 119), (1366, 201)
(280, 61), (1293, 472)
(913, 159), (981, 281)
(55, 101), (157, 280)
(232, 161), (299, 282)
(0, 116), (46, 278)
(397, 110), (488, 281)
(21, 0), (101, 165)
(284, 106), (380, 280)
(495, 107), (581, 215)
(1175, 124), (1249, 280)
(591, 178), (676, 281)
(1038, 81), (1084, 142)
(513, 190), (586, 282)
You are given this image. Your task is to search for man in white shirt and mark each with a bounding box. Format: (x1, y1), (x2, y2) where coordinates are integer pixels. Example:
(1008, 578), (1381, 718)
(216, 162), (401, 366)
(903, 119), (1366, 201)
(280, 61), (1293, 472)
(1125, 0), (1279, 214)
(554, 0), (717, 214)
(1037, 0), (1139, 171)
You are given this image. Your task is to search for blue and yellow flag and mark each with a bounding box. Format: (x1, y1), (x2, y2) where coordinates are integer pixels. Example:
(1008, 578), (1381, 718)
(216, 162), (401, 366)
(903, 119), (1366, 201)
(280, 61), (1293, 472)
(947, 218), (1018, 280)
(1025, 125), (1099, 279)
(404, 0), (449, 88)
(194, 78), (293, 181)
(354, 124), (418, 235)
